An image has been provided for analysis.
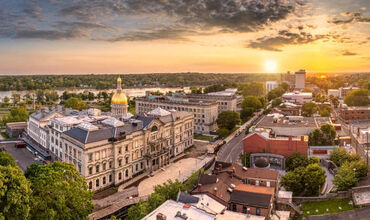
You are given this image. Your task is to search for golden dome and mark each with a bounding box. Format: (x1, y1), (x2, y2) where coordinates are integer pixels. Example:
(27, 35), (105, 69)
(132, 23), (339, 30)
(111, 92), (128, 105)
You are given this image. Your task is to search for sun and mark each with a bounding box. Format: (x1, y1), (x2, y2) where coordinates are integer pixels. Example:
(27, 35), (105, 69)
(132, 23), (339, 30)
(264, 60), (278, 73)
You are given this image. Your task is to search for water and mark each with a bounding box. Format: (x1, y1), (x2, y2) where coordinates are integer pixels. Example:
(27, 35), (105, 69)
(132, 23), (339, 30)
(0, 87), (190, 102)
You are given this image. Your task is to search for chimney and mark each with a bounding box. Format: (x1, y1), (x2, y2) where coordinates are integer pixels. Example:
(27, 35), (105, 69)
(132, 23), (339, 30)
(156, 213), (166, 220)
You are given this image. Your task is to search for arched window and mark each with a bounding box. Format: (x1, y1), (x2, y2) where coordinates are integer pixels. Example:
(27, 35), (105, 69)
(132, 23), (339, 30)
(118, 172), (122, 180)
(151, 126), (158, 132)
(125, 169), (129, 177)
(89, 181), (92, 189)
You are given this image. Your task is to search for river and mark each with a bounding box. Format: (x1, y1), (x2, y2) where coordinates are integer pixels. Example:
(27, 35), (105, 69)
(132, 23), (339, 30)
(0, 87), (191, 102)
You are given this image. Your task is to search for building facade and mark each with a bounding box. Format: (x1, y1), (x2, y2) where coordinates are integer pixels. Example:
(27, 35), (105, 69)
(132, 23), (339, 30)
(282, 91), (312, 104)
(340, 105), (370, 121)
(136, 95), (218, 134)
(61, 109), (194, 191)
(265, 81), (280, 93)
(243, 133), (308, 158)
(295, 69), (306, 90)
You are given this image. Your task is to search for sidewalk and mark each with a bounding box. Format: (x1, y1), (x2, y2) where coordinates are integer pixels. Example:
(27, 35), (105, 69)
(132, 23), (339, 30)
(138, 156), (213, 196)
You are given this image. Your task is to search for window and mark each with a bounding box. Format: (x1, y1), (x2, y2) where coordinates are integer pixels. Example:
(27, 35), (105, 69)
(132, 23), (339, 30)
(89, 167), (93, 175)
(96, 165), (100, 173)
(109, 174), (112, 182)
(247, 179), (251, 184)
(89, 181), (92, 189)
(136, 164), (138, 171)
(125, 169), (128, 177)
(96, 179), (99, 187)
(88, 153), (93, 162)
(141, 162), (144, 169)
(125, 157), (129, 164)
(103, 163), (106, 171)
(109, 161), (112, 169)
(232, 204), (236, 211)
(256, 208), (261, 216)
(103, 177), (106, 185)
(152, 159), (155, 166)
(243, 206), (247, 214)
(267, 181), (270, 187)
(118, 159), (122, 167)
(118, 147), (122, 154)
(125, 145), (128, 151)
(118, 172), (122, 180)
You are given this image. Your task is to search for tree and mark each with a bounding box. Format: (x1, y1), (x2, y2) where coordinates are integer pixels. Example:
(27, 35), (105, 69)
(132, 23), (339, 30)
(242, 96), (263, 110)
(3, 96), (10, 104)
(126, 200), (149, 220)
(239, 82), (266, 97)
(2, 106), (28, 124)
(329, 147), (360, 167)
(0, 165), (32, 220)
(190, 86), (202, 94)
(346, 160), (368, 178)
(301, 88), (313, 93)
(333, 164), (357, 191)
(241, 152), (251, 168)
(0, 151), (17, 167)
(272, 98), (282, 107)
(329, 95), (339, 108)
(217, 128), (230, 139)
(303, 164), (326, 196)
(147, 193), (166, 212)
(153, 180), (186, 201)
(309, 156), (320, 165)
(64, 97), (88, 111)
(25, 162), (93, 220)
(344, 89), (369, 106)
(240, 107), (255, 122)
(319, 106), (331, 117)
(216, 111), (241, 130)
(308, 124), (336, 146)
(281, 167), (304, 195)
(301, 102), (318, 117)
(286, 152), (309, 171)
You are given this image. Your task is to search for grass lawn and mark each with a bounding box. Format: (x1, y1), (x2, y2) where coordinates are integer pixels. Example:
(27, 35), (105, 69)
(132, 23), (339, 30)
(0, 132), (10, 139)
(301, 198), (354, 217)
(194, 134), (213, 141)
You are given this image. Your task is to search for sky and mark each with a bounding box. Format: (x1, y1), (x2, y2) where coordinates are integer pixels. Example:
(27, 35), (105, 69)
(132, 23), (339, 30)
(0, 0), (369, 74)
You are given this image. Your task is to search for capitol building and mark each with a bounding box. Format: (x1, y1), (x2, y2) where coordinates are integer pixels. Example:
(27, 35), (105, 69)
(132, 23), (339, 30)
(26, 76), (194, 191)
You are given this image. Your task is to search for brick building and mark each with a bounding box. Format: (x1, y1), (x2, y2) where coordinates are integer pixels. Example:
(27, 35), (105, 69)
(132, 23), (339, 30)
(243, 133), (308, 157)
(339, 104), (370, 121)
(192, 162), (279, 219)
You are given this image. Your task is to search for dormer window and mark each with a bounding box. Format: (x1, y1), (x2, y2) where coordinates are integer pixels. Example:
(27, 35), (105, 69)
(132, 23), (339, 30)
(151, 126), (158, 132)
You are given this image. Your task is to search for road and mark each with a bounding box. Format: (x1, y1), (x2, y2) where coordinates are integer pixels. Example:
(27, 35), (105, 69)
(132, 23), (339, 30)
(217, 108), (265, 162)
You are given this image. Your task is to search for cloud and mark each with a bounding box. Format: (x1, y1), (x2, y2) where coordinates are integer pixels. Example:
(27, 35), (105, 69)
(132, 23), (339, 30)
(247, 29), (330, 51)
(14, 22), (110, 40)
(329, 12), (370, 24)
(122, 0), (297, 33)
(109, 27), (194, 42)
(342, 50), (358, 56)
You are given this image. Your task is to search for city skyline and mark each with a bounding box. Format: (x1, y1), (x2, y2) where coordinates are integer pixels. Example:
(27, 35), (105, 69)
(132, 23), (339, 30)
(0, 0), (369, 74)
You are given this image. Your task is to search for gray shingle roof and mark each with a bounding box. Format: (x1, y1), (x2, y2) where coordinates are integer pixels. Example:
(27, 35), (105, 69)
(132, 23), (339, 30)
(229, 190), (271, 208)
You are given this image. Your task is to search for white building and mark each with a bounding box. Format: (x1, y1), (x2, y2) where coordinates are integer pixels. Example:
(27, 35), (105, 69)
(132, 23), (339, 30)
(265, 81), (280, 93)
(295, 69), (306, 90)
(328, 89), (340, 98)
(282, 91), (312, 104)
(339, 86), (360, 99)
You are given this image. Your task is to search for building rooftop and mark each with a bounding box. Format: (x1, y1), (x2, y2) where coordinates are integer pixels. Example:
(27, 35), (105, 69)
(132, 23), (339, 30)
(6, 122), (27, 129)
(257, 115), (330, 129)
(229, 189), (272, 208)
(234, 185), (274, 195)
(214, 161), (279, 181)
(63, 111), (192, 144)
(136, 96), (218, 106)
(282, 92), (312, 97)
(142, 200), (215, 220)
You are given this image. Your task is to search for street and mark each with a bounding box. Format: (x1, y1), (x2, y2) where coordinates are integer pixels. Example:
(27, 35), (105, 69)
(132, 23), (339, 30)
(217, 108), (265, 163)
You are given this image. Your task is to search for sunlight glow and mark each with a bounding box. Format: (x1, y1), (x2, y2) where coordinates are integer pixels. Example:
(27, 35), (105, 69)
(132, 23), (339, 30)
(264, 60), (278, 73)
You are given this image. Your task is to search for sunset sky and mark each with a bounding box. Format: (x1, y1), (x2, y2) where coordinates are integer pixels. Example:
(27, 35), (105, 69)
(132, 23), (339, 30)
(0, 0), (369, 74)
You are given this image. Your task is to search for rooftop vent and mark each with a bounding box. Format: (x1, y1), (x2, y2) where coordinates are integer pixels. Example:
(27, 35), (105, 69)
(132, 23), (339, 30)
(175, 211), (188, 220)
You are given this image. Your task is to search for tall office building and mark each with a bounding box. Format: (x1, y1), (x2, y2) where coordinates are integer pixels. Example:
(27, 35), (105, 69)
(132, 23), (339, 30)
(295, 69), (306, 90)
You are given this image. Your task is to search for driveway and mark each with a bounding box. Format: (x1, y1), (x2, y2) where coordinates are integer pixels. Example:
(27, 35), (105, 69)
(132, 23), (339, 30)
(322, 165), (335, 193)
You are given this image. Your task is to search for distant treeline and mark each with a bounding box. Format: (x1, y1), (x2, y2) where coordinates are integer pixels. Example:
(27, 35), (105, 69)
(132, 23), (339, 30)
(0, 73), (280, 91)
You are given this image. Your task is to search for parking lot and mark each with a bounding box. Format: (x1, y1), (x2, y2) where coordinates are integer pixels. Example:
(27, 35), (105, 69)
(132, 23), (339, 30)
(1, 142), (36, 171)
